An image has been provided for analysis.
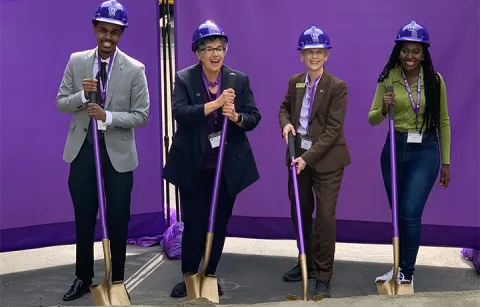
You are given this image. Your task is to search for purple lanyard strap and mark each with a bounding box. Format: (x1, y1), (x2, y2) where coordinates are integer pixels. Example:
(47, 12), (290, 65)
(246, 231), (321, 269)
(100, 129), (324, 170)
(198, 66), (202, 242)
(202, 70), (222, 120)
(401, 69), (421, 123)
(305, 74), (322, 132)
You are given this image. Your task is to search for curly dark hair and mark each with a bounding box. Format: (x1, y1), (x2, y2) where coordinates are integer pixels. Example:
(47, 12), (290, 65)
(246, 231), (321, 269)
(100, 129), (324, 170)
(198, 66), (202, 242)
(377, 41), (441, 133)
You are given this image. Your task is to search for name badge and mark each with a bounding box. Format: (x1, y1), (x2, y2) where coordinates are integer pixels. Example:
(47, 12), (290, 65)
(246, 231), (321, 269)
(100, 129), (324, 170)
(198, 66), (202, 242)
(208, 131), (221, 149)
(300, 134), (312, 150)
(407, 130), (422, 143)
(296, 82), (305, 88)
(97, 119), (107, 131)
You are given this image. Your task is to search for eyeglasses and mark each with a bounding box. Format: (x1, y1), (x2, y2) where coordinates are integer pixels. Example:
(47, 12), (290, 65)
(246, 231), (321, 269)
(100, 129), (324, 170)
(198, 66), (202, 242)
(200, 46), (226, 55)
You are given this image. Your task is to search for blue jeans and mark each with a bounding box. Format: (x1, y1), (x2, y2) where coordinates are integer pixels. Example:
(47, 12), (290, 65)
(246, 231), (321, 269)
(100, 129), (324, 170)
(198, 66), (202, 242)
(380, 130), (440, 280)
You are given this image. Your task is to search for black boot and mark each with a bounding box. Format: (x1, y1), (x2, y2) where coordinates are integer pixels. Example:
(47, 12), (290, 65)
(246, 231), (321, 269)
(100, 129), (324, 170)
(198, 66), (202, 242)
(282, 264), (315, 282)
(314, 279), (331, 298)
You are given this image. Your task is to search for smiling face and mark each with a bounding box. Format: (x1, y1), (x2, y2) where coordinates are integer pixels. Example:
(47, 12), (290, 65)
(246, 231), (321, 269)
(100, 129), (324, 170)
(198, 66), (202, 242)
(301, 48), (328, 72)
(195, 37), (227, 74)
(93, 21), (124, 59)
(399, 42), (424, 74)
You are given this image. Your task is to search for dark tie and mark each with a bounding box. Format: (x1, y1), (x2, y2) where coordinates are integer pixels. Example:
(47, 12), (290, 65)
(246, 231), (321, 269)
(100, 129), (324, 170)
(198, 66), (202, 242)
(86, 62), (108, 145)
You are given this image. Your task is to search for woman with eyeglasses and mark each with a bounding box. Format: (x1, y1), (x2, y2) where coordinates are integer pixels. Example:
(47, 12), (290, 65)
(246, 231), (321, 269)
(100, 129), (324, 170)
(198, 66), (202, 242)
(162, 20), (262, 298)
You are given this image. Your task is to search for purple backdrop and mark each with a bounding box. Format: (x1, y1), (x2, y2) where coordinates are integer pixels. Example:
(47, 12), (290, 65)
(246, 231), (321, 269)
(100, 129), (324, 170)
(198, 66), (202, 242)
(174, 0), (480, 248)
(0, 0), (165, 252)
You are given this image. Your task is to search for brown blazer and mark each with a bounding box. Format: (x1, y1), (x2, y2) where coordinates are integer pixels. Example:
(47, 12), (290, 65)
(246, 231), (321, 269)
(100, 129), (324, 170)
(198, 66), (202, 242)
(278, 69), (351, 173)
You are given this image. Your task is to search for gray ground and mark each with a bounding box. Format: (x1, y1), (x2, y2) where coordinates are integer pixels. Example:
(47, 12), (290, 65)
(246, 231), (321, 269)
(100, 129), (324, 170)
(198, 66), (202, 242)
(0, 238), (478, 306)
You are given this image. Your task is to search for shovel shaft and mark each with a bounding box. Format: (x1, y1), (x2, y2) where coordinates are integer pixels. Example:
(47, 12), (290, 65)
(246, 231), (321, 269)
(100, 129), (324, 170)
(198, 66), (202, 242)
(388, 104), (399, 238)
(288, 131), (306, 255)
(89, 94), (108, 239)
(207, 116), (228, 233)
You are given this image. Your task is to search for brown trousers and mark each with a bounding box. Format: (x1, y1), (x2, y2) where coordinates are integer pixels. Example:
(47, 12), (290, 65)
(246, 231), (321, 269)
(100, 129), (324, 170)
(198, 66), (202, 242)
(288, 141), (345, 281)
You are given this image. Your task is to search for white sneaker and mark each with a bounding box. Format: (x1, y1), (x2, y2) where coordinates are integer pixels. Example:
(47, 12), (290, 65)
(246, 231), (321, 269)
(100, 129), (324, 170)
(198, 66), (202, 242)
(375, 267), (403, 283)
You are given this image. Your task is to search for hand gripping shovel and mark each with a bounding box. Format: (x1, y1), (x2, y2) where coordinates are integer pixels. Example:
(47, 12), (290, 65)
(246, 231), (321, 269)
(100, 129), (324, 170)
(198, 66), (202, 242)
(88, 92), (131, 306)
(376, 85), (413, 296)
(285, 131), (312, 302)
(184, 72), (236, 304)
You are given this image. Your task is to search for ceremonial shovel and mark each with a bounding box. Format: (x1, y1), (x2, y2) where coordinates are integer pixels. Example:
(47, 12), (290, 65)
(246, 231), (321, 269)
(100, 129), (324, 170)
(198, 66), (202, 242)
(87, 92), (131, 306)
(376, 85), (414, 296)
(285, 131), (322, 301)
(184, 72), (236, 304)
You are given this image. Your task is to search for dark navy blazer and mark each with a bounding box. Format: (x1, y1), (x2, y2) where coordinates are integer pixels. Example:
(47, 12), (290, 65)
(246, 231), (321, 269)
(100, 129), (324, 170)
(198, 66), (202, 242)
(162, 63), (261, 198)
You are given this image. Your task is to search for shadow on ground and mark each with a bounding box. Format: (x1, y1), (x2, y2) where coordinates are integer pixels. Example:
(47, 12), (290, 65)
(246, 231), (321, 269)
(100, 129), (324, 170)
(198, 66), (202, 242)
(0, 246), (478, 306)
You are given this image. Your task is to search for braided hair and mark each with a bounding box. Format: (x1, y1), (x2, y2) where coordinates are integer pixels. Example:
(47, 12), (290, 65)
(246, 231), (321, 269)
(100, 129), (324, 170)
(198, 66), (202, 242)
(377, 42), (441, 133)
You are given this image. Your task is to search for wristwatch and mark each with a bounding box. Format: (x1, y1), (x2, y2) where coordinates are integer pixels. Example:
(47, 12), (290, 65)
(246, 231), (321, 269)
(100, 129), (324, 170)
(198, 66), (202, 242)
(235, 113), (243, 123)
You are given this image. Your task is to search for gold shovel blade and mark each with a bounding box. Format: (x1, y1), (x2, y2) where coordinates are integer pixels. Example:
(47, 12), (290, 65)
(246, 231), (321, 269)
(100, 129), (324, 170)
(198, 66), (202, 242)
(200, 275), (219, 303)
(91, 239), (113, 305)
(377, 237), (400, 296)
(108, 282), (131, 305)
(184, 273), (201, 300)
(376, 280), (396, 295)
(184, 273), (219, 303)
(91, 283), (112, 306)
(286, 255), (309, 301)
(90, 282), (131, 306)
(396, 283), (414, 295)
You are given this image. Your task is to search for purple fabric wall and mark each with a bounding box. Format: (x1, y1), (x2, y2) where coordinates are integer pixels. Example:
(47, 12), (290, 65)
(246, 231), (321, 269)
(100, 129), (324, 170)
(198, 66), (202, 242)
(0, 0), (165, 252)
(174, 0), (480, 248)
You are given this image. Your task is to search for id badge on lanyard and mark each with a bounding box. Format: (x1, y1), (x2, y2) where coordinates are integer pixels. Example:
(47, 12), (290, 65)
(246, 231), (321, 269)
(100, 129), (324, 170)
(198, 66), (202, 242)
(202, 70), (223, 148)
(401, 70), (422, 143)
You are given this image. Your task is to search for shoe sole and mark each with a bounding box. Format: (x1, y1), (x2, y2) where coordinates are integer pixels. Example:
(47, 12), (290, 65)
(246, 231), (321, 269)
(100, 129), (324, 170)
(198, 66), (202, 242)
(63, 288), (91, 301)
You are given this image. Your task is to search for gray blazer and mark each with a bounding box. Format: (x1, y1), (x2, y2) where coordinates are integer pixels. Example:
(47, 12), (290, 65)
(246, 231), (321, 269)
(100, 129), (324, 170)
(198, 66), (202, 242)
(56, 48), (150, 173)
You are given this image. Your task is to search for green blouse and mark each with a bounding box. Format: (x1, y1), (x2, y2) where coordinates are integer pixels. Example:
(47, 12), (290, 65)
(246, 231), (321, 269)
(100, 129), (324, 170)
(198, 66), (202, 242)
(368, 66), (451, 164)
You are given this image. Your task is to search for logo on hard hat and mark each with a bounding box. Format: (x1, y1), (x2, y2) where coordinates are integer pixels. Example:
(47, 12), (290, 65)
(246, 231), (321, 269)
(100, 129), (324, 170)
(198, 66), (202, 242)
(406, 21), (418, 32)
(108, 7), (117, 17)
(310, 33), (319, 40)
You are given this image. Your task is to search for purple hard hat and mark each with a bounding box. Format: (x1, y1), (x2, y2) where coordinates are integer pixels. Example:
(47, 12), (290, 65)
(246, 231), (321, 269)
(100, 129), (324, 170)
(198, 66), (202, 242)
(191, 20), (228, 52)
(395, 21), (430, 46)
(297, 26), (332, 50)
(92, 0), (128, 28)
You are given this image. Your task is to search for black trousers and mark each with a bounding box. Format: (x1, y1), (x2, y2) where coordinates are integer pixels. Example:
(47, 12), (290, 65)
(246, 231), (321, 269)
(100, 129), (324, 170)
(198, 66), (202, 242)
(180, 169), (235, 276)
(68, 138), (133, 282)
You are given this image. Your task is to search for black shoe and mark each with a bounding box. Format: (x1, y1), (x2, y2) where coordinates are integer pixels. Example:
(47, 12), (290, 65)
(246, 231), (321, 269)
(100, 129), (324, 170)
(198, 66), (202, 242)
(170, 281), (224, 298)
(314, 280), (331, 298)
(282, 264), (315, 282)
(63, 278), (92, 301)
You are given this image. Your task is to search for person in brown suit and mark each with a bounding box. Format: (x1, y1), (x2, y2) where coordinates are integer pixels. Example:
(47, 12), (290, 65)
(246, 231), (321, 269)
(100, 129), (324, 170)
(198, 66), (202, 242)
(278, 25), (351, 298)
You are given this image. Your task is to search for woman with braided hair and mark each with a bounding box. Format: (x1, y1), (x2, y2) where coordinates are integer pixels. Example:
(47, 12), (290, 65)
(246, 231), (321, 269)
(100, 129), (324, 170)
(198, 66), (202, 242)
(368, 21), (451, 291)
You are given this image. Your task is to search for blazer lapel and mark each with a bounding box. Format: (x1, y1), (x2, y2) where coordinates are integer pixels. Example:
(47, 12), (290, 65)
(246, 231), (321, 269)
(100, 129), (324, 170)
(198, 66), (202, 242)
(105, 49), (124, 109)
(191, 64), (207, 104)
(308, 69), (330, 123)
(294, 73), (307, 126)
(84, 49), (96, 79)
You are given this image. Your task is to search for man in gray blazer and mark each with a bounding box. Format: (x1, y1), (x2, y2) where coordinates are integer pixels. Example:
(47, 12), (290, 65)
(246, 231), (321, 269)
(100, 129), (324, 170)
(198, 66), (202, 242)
(55, 0), (149, 301)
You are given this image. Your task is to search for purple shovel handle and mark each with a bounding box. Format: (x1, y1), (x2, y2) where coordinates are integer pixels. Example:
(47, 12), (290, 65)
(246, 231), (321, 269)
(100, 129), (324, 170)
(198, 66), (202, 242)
(207, 116), (229, 233)
(288, 131), (306, 255)
(388, 104), (399, 238)
(89, 93), (108, 240)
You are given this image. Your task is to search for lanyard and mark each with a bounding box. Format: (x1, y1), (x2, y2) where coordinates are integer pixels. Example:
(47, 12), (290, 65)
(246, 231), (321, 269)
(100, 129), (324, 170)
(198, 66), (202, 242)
(305, 74), (322, 131)
(202, 70), (222, 120)
(401, 69), (421, 123)
(98, 54), (114, 105)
